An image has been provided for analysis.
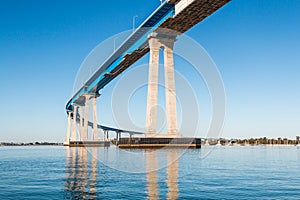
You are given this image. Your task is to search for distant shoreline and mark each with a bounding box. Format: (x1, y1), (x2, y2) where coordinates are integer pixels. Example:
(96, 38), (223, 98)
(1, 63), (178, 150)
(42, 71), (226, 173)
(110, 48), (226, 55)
(1, 143), (299, 147)
(0, 142), (63, 146)
(203, 144), (300, 147)
(1, 139), (299, 147)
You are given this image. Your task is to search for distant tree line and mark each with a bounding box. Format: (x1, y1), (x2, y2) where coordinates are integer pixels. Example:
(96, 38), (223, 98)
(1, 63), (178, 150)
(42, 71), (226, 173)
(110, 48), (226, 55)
(217, 136), (300, 145)
(0, 142), (63, 146)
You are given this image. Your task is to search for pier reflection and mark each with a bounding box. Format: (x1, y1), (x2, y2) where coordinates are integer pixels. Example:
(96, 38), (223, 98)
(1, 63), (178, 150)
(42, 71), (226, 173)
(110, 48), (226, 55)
(146, 150), (159, 200)
(64, 147), (180, 199)
(64, 147), (98, 199)
(146, 149), (179, 200)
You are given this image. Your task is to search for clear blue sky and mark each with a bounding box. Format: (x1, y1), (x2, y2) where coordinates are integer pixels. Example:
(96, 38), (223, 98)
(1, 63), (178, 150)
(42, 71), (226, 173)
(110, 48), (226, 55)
(0, 0), (299, 142)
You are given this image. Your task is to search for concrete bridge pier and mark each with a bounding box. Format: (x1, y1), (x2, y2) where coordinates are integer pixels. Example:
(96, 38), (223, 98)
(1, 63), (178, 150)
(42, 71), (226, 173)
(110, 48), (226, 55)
(71, 105), (78, 141)
(115, 132), (122, 145)
(145, 33), (179, 137)
(92, 97), (98, 140)
(116, 132), (118, 141)
(146, 33), (160, 137)
(66, 93), (111, 147)
(81, 94), (99, 141)
(79, 106), (84, 140)
(82, 95), (91, 140)
(161, 37), (178, 136)
(64, 111), (72, 144)
(103, 130), (109, 141)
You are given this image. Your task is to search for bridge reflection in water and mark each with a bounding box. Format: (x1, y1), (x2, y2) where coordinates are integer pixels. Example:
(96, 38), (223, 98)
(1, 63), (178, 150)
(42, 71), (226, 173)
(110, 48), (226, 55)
(146, 149), (179, 200)
(64, 147), (98, 199)
(64, 147), (180, 199)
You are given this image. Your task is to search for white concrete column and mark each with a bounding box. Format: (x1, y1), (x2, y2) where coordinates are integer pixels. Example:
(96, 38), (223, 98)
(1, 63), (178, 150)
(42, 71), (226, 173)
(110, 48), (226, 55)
(83, 95), (90, 140)
(146, 33), (161, 136)
(115, 132), (119, 144)
(79, 106), (83, 140)
(71, 106), (78, 141)
(65, 112), (71, 142)
(103, 130), (108, 141)
(163, 39), (178, 136)
(92, 97), (98, 140)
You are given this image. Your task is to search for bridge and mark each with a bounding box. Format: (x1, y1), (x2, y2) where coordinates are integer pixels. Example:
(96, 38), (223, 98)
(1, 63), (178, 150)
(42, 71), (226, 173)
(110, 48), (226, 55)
(64, 0), (230, 146)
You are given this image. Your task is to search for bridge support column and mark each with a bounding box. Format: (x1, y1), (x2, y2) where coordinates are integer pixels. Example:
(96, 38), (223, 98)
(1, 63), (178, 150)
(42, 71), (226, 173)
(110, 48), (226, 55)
(103, 130), (109, 141)
(118, 132), (121, 142)
(116, 132), (121, 144)
(92, 97), (98, 140)
(79, 106), (83, 140)
(83, 95), (91, 140)
(129, 133), (133, 144)
(71, 106), (78, 141)
(65, 111), (71, 143)
(146, 33), (160, 136)
(162, 38), (178, 136)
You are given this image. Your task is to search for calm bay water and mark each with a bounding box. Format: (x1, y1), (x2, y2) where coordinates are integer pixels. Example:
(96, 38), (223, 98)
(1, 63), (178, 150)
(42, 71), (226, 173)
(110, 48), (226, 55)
(0, 145), (299, 199)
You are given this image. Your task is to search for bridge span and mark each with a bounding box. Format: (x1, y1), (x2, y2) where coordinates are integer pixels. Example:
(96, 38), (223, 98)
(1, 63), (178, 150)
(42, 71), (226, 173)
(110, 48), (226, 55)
(65, 0), (230, 146)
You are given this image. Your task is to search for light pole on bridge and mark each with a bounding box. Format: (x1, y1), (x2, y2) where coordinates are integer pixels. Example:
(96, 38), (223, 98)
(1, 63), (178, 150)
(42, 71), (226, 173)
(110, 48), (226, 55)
(132, 15), (138, 32)
(114, 37), (119, 51)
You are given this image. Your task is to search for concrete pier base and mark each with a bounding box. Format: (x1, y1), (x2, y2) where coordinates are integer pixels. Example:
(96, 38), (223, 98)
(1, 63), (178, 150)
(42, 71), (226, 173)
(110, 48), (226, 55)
(71, 106), (78, 141)
(68, 140), (110, 147)
(118, 137), (201, 148)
